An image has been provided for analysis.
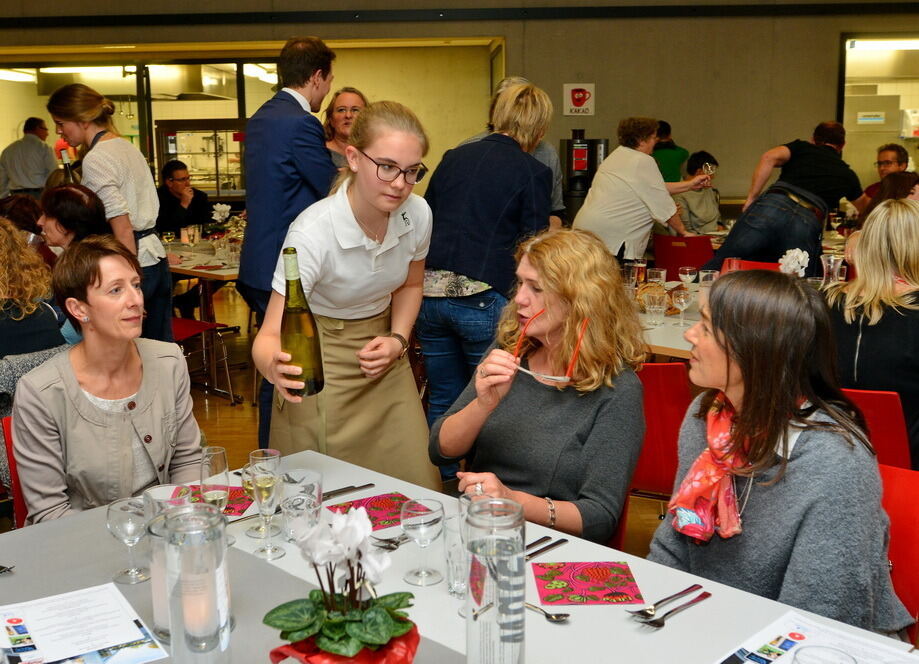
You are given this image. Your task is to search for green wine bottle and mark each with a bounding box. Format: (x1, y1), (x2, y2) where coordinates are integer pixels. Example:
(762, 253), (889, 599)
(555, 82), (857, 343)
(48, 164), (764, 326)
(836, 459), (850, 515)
(280, 247), (324, 396)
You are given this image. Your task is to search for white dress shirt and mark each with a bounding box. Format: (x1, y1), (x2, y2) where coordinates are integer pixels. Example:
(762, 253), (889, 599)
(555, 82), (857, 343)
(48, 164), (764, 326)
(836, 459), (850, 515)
(573, 145), (677, 259)
(0, 133), (58, 194)
(271, 181), (432, 319)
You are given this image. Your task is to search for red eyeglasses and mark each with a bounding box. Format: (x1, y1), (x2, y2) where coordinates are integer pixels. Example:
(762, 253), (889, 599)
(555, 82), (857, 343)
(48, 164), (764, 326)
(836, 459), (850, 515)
(512, 309), (589, 383)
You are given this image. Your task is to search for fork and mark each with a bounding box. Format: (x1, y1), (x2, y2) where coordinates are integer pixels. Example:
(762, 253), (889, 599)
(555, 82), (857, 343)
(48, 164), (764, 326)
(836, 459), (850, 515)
(637, 591), (711, 629)
(625, 583), (702, 619)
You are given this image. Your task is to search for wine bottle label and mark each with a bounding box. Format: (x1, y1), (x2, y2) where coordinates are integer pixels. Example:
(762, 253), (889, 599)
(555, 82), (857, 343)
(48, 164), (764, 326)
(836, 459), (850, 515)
(283, 251), (300, 281)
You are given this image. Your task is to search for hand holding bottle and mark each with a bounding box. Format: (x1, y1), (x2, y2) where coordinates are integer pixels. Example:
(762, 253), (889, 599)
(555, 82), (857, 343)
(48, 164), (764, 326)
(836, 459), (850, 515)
(268, 350), (307, 403)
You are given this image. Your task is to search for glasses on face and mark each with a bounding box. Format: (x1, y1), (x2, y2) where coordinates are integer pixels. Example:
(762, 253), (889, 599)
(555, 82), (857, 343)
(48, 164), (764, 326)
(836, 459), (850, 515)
(875, 160), (900, 168)
(512, 309), (589, 383)
(169, 176), (191, 183)
(357, 149), (428, 185)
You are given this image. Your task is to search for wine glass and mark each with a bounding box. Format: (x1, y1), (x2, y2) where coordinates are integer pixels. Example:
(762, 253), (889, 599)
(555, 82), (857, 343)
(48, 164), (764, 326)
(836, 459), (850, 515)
(161, 231), (176, 245)
(251, 449), (285, 560)
(678, 266), (698, 286)
(241, 462), (281, 539)
(647, 268), (666, 285)
(671, 289), (693, 327)
(107, 497), (150, 584)
(200, 446), (235, 546)
(702, 162), (717, 176)
(401, 499), (444, 586)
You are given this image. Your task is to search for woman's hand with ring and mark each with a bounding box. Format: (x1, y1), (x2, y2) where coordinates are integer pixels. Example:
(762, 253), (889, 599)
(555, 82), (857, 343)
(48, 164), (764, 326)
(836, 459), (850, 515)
(474, 349), (518, 412)
(457, 471), (513, 501)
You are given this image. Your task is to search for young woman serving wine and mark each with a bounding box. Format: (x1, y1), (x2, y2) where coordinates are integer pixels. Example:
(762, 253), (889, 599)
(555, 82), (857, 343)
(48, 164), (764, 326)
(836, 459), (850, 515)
(252, 101), (441, 490)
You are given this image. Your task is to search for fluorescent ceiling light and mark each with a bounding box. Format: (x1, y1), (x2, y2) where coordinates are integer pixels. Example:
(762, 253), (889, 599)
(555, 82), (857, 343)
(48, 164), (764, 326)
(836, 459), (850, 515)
(0, 69), (36, 82)
(40, 66), (124, 75)
(848, 39), (919, 51)
(243, 63), (276, 84)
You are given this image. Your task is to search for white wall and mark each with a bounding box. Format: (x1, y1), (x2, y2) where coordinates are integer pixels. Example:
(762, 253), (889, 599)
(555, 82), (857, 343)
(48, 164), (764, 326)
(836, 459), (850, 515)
(0, 78), (53, 152)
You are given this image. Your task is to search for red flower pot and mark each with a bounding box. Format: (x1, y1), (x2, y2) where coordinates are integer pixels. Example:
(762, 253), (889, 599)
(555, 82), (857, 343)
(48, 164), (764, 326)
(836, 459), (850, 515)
(269, 624), (420, 664)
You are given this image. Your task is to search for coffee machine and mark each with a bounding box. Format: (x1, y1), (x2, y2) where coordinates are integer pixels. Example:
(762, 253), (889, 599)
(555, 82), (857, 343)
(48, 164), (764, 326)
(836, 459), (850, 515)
(560, 129), (609, 223)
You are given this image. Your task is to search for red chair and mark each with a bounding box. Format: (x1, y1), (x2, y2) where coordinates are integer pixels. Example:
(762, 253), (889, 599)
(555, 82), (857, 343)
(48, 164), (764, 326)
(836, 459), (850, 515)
(878, 464), (919, 642)
(172, 317), (240, 405)
(721, 259), (781, 273)
(842, 388), (912, 469)
(2, 416), (26, 529)
(652, 234), (714, 280)
(631, 363), (692, 506)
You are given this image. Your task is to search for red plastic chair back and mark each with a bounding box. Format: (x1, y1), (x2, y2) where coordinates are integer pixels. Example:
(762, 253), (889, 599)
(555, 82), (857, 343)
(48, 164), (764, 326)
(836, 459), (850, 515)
(736, 260), (780, 272)
(878, 463), (919, 642)
(842, 388), (912, 469)
(632, 363), (692, 496)
(652, 234), (714, 280)
(172, 317), (224, 343)
(2, 416), (26, 528)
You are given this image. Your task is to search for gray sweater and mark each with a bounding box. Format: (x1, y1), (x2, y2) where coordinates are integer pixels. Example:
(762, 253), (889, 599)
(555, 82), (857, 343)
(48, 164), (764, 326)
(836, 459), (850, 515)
(430, 367), (644, 543)
(648, 395), (913, 633)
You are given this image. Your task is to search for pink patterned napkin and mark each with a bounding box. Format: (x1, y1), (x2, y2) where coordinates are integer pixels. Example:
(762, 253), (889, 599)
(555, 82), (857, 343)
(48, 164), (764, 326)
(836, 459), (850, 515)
(171, 485), (253, 516)
(325, 492), (415, 531)
(532, 561), (644, 605)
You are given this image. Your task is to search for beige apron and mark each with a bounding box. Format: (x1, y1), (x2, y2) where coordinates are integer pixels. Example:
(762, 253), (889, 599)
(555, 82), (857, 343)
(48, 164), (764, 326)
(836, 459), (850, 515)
(270, 307), (441, 491)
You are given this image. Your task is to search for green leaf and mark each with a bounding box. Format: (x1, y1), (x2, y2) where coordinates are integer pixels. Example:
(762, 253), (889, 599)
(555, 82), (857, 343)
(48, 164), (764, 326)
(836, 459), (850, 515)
(389, 610), (409, 619)
(321, 620), (348, 640)
(543, 593), (566, 603)
(326, 611), (346, 623)
(285, 623), (322, 642)
(588, 586), (607, 592)
(316, 634), (364, 657)
(345, 607), (394, 645)
(390, 620), (413, 637)
(308, 589), (325, 605)
(374, 592), (414, 610)
(263, 599), (318, 631)
(343, 609), (364, 622)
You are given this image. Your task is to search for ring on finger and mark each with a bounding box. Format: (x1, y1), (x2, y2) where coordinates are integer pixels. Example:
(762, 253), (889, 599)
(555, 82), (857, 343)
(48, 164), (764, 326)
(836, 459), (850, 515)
(475, 482), (484, 496)
(478, 368), (488, 378)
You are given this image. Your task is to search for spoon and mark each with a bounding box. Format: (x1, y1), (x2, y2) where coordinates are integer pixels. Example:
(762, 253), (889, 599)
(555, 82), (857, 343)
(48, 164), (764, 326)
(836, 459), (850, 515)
(525, 602), (570, 623)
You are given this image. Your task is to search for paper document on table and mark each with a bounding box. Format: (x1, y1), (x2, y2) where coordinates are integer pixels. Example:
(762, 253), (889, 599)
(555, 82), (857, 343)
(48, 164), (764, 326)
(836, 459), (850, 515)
(0, 583), (165, 664)
(715, 610), (914, 664)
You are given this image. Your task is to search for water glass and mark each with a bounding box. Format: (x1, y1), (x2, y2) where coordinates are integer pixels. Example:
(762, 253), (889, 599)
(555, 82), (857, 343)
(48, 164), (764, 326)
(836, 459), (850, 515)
(699, 269), (719, 288)
(226, 242), (241, 267)
(143, 484), (192, 521)
(401, 498), (444, 586)
(647, 267), (667, 284)
(678, 266), (698, 285)
(643, 293), (667, 327)
(791, 645), (856, 663)
(671, 289), (693, 327)
(201, 446), (235, 546)
(281, 495), (322, 542)
(107, 497), (150, 584)
(186, 224), (202, 246)
(837, 264), (847, 282)
(629, 259), (647, 284)
(444, 514), (468, 599)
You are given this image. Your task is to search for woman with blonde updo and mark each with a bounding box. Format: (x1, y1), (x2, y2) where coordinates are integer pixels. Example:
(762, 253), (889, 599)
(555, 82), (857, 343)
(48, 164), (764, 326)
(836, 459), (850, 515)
(47, 83), (172, 342)
(0, 217), (65, 358)
(430, 229), (646, 542)
(252, 100), (440, 489)
(323, 87), (369, 169)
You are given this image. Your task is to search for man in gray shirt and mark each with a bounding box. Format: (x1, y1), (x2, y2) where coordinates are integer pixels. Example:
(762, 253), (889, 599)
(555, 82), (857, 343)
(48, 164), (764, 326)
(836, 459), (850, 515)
(0, 117), (58, 198)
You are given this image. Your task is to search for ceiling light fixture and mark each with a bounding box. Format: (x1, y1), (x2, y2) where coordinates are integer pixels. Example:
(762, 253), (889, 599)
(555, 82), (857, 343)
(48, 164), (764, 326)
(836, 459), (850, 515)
(848, 39), (919, 51)
(0, 69), (36, 82)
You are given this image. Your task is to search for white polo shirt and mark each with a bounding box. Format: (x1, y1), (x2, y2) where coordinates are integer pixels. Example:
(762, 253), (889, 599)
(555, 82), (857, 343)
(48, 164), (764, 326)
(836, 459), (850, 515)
(573, 145), (676, 259)
(271, 181), (432, 319)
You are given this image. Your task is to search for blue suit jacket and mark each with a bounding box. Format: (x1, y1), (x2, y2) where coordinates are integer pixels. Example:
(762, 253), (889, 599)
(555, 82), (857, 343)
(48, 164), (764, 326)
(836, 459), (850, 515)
(239, 91), (337, 291)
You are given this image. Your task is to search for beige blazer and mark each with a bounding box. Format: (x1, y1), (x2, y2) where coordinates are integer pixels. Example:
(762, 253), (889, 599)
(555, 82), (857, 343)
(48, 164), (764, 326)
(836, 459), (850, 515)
(12, 338), (202, 524)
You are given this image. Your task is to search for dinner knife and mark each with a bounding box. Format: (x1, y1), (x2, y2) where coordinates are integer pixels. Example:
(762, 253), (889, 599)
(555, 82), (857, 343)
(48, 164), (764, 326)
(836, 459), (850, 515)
(525, 535), (551, 551)
(524, 538), (569, 562)
(322, 483), (375, 502)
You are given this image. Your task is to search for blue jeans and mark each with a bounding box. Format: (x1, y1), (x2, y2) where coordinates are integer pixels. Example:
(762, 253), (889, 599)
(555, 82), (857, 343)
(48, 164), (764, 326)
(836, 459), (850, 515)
(237, 282), (273, 449)
(141, 259), (174, 342)
(702, 191), (824, 277)
(416, 291), (508, 477)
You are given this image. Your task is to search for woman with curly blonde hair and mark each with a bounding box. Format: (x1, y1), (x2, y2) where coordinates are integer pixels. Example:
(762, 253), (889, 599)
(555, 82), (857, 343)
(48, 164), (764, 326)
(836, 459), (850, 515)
(430, 228), (645, 542)
(0, 217), (65, 357)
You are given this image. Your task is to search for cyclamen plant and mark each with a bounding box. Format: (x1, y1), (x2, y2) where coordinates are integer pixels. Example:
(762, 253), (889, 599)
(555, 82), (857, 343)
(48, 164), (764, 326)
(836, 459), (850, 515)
(778, 248), (809, 277)
(211, 203), (232, 224)
(264, 507), (416, 658)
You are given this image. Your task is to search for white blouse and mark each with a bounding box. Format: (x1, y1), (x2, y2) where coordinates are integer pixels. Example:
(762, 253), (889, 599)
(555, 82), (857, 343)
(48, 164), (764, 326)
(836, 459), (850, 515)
(271, 181), (432, 319)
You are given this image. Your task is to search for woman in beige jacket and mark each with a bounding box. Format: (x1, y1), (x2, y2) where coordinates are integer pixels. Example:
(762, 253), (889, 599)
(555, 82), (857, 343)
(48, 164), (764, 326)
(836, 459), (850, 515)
(12, 236), (201, 524)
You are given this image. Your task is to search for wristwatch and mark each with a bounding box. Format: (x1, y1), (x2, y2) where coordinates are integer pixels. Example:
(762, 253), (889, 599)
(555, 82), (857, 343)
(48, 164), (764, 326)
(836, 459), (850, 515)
(389, 333), (409, 359)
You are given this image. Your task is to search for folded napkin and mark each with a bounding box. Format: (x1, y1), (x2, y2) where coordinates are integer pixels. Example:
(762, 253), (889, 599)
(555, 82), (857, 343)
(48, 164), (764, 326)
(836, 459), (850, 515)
(532, 561), (644, 605)
(325, 492), (415, 531)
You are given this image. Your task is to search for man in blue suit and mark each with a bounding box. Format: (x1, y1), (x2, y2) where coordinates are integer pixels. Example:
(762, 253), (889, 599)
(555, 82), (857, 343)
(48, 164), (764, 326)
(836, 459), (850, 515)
(238, 36), (337, 447)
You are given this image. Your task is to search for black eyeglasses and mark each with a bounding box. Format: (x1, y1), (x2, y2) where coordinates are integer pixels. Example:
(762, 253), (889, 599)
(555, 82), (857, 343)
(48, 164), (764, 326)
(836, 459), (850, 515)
(357, 149), (428, 185)
(875, 160), (901, 168)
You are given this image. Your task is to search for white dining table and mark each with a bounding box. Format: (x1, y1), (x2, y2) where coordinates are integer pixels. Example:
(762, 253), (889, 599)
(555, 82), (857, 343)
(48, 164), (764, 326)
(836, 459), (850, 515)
(2, 450), (912, 663)
(639, 283), (701, 359)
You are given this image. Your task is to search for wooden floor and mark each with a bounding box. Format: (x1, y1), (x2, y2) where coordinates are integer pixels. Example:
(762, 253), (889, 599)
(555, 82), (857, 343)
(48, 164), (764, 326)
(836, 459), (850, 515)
(3, 285), (667, 556)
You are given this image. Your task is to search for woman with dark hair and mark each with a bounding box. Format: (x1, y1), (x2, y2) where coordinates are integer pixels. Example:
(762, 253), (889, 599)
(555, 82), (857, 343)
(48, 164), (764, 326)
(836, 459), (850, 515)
(12, 236), (201, 523)
(37, 184), (110, 248)
(860, 170), (919, 223)
(0, 193), (57, 267)
(323, 87), (369, 169)
(648, 270), (912, 633)
(48, 83), (173, 342)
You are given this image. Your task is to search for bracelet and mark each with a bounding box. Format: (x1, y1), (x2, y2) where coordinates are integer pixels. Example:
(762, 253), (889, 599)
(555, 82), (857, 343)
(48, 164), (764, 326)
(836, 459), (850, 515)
(388, 332), (409, 359)
(544, 496), (557, 529)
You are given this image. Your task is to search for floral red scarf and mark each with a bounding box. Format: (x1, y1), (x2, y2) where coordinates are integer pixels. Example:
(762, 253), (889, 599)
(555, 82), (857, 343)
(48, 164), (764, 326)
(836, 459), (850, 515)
(667, 392), (747, 543)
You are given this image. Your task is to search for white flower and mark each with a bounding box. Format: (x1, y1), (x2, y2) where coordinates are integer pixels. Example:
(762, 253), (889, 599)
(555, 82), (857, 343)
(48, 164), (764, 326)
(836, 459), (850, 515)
(330, 507), (373, 558)
(360, 548), (391, 585)
(778, 248), (809, 277)
(297, 522), (347, 568)
(211, 203), (232, 223)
